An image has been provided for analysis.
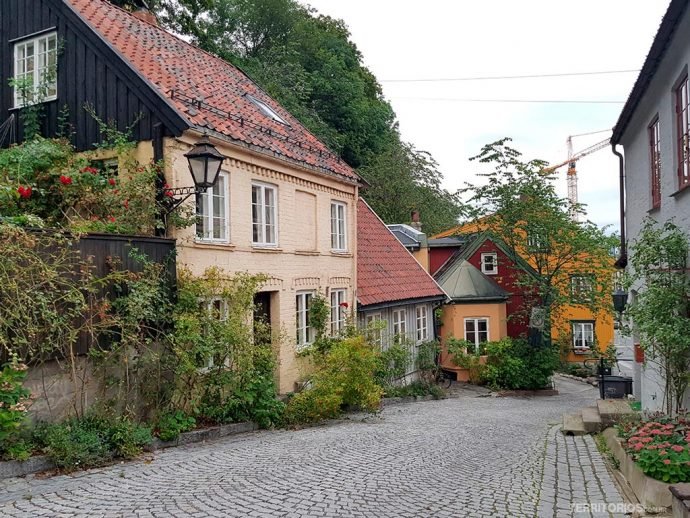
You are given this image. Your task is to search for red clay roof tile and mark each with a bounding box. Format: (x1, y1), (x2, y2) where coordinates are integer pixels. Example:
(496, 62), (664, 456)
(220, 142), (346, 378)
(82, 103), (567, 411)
(64, 0), (358, 182)
(357, 199), (445, 307)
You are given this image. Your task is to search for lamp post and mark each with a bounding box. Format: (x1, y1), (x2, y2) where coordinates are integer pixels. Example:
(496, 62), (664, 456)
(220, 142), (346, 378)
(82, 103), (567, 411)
(162, 133), (226, 214)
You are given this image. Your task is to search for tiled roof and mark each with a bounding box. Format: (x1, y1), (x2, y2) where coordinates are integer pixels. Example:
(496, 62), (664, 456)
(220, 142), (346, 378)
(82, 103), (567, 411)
(64, 0), (358, 181)
(357, 199), (445, 307)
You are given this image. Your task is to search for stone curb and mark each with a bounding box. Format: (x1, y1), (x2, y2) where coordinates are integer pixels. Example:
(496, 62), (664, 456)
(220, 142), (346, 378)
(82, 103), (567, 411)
(380, 394), (443, 407)
(0, 422), (258, 480)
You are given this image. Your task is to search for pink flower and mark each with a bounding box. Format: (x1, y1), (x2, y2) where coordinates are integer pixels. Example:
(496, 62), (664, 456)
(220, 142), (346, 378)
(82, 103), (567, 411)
(663, 459), (672, 465)
(59, 175), (72, 185)
(672, 445), (684, 453)
(108, 178), (116, 186)
(660, 450), (668, 456)
(633, 443), (644, 451)
(81, 166), (98, 175)
(108, 216), (116, 223)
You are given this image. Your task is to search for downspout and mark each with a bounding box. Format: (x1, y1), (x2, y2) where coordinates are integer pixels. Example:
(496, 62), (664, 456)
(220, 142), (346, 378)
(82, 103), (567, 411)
(611, 144), (627, 269)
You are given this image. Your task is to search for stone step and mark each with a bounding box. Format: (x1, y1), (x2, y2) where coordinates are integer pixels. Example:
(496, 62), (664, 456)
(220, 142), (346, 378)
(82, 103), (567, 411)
(562, 413), (587, 436)
(581, 406), (602, 433)
(596, 399), (635, 427)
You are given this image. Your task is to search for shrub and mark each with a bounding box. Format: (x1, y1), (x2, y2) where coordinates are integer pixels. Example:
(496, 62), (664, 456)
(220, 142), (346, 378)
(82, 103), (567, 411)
(156, 411), (197, 442)
(374, 343), (411, 387)
(0, 358), (32, 461)
(384, 380), (444, 399)
(284, 336), (383, 425)
(34, 414), (152, 471)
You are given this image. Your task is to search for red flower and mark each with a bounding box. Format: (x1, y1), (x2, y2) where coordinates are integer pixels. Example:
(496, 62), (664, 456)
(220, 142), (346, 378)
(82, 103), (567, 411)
(108, 178), (117, 186)
(164, 190), (174, 198)
(59, 175), (73, 185)
(17, 186), (32, 199)
(108, 216), (116, 223)
(339, 301), (349, 308)
(660, 450), (668, 456)
(81, 166), (98, 175)
(663, 459), (671, 465)
(123, 200), (129, 209)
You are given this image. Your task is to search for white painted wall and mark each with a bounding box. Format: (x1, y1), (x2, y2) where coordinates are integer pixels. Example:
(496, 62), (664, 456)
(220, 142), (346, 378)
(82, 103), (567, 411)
(619, 6), (690, 412)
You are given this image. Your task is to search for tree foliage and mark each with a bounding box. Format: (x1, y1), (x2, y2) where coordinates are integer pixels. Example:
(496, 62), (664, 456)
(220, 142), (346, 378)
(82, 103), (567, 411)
(625, 219), (690, 415)
(461, 139), (616, 342)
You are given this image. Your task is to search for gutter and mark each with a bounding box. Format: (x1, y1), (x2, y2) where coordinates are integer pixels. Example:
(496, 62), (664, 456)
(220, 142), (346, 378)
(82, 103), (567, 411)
(611, 143), (628, 269)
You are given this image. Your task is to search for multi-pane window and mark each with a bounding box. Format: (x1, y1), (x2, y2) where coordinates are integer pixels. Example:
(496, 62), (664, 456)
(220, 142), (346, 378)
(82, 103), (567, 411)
(330, 289), (347, 335)
(676, 75), (690, 189)
(196, 172), (229, 242)
(252, 183), (277, 246)
(295, 291), (314, 348)
(649, 117), (661, 208)
(570, 275), (594, 302)
(13, 32), (58, 107)
(572, 322), (594, 350)
(464, 318), (489, 353)
(416, 306), (429, 342)
(527, 227), (549, 252)
(365, 313), (383, 346)
(330, 201), (347, 251)
(480, 253), (498, 275)
(392, 309), (406, 339)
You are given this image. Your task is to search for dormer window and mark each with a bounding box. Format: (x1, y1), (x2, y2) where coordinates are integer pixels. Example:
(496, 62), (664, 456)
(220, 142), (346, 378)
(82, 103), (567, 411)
(13, 31), (58, 108)
(480, 252), (497, 275)
(246, 94), (288, 125)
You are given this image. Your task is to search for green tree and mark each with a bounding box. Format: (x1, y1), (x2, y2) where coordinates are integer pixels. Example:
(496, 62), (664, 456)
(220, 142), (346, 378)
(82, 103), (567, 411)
(461, 139), (615, 343)
(625, 219), (690, 415)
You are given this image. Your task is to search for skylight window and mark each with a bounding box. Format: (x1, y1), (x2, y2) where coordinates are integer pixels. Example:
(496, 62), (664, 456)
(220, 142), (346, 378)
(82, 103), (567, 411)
(246, 94), (288, 125)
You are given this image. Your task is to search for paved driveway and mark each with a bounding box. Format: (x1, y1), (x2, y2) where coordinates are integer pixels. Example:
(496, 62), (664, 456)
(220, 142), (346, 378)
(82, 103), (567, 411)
(0, 377), (626, 518)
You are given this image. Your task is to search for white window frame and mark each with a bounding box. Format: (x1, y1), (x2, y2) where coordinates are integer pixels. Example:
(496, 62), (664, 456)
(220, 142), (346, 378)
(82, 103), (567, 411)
(296, 291), (314, 349)
(572, 322), (594, 350)
(480, 253), (498, 275)
(570, 274), (594, 301)
(365, 312), (383, 346)
(392, 309), (407, 340)
(330, 201), (347, 252)
(329, 289), (347, 335)
(415, 306), (429, 342)
(252, 182), (278, 246)
(464, 317), (489, 353)
(196, 171), (230, 243)
(13, 32), (58, 108)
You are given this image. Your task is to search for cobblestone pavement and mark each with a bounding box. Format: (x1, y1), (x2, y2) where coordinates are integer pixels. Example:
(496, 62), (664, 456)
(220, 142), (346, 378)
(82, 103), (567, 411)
(0, 376), (627, 518)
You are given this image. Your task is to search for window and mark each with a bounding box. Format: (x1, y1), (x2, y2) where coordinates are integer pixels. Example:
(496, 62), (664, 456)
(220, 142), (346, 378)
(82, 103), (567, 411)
(480, 253), (498, 275)
(464, 318), (489, 353)
(330, 201), (347, 251)
(416, 306), (429, 342)
(365, 313), (383, 346)
(570, 275), (594, 302)
(649, 117), (661, 208)
(572, 321), (594, 350)
(392, 309), (407, 340)
(676, 75), (690, 189)
(196, 171), (229, 242)
(13, 32), (57, 108)
(246, 94), (288, 125)
(201, 298), (230, 370)
(527, 228), (549, 252)
(330, 289), (347, 335)
(91, 158), (119, 178)
(296, 291), (314, 348)
(252, 182), (277, 246)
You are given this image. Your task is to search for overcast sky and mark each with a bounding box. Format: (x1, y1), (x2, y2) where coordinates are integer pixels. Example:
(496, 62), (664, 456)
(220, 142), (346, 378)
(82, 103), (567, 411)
(300, 0), (671, 230)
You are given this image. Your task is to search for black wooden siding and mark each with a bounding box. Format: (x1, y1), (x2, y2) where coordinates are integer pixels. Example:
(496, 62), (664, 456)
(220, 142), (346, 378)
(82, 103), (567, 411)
(0, 0), (187, 150)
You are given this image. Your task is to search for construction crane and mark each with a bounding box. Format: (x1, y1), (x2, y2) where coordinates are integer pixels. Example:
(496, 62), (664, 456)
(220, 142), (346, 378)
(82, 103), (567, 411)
(543, 131), (611, 221)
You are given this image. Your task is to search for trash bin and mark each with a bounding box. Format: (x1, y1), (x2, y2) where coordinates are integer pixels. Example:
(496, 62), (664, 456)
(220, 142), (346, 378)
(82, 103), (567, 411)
(599, 375), (633, 399)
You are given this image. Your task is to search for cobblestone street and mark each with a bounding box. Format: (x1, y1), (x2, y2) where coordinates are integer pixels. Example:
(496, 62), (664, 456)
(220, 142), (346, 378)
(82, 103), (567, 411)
(0, 377), (626, 517)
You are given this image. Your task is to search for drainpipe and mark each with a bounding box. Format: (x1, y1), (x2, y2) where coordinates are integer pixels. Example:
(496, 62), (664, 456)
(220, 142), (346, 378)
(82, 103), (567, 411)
(611, 144), (627, 269)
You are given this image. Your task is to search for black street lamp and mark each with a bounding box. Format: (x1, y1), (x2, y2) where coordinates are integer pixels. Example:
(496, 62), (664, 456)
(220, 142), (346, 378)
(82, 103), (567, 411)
(163, 133), (226, 213)
(612, 288), (628, 314)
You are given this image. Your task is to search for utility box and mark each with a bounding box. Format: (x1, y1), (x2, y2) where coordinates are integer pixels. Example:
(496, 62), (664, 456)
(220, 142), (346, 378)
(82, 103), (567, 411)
(599, 375), (633, 399)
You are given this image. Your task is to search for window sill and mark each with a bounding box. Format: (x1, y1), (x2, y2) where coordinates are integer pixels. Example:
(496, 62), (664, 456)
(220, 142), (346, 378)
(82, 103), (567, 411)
(572, 348), (591, 355)
(647, 205), (661, 214)
(193, 240), (235, 250)
(482, 271), (497, 275)
(10, 97), (58, 110)
(670, 183), (690, 199)
(330, 250), (352, 257)
(295, 250), (320, 256)
(252, 246), (282, 253)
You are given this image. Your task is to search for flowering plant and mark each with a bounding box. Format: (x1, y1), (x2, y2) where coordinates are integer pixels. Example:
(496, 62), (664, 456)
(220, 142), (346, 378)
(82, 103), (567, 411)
(622, 415), (690, 483)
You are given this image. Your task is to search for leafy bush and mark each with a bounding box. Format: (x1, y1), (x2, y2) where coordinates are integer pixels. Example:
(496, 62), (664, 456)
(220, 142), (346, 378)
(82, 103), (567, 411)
(446, 338), (485, 384)
(384, 380), (444, 399)
(0, 358), (32, 461)
(284, 336), (383, 425)
(156, 411), (196, 442)
(374, 343), (411, 387)
(621, 415), (690, 483)
(34, 414), (152, 471)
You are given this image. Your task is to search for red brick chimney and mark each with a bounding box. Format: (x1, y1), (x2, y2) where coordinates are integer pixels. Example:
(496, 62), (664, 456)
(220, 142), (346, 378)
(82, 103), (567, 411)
(132, 8), (158, 26)
(410, 210), (422, 231)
